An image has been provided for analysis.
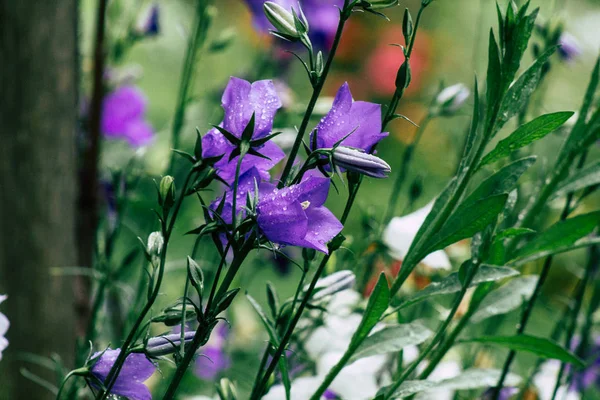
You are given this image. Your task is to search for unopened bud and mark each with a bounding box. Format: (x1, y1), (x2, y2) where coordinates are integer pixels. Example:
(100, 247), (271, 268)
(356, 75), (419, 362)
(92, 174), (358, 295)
(263, 2), (307, 41)
(558, 32), (582, 62)
(147, 231), (164, 256)
(159, 175), (175, 208)
(146, 331), (195, 357)
(436, 83), (470, 114)
(135, 4), (159, 37)
(311, 270), (356, 301)
(332, 146), (391, 178)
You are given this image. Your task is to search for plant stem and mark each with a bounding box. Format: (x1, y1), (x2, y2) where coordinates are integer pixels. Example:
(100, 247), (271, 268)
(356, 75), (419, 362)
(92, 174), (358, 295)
(382, 262), (482, 400)
(96, 170), (195, 400)
(278, 0), (351, 188)
(382, 113), (432, 224)
(550, 244), (599, 399)
(162, 243), (253, 400)
(167, 0), (212, 174)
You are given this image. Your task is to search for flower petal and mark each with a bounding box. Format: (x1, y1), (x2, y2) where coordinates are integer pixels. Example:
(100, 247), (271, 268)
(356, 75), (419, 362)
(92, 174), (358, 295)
(298, 206), (343, 253)
(257, 200), (309, 247)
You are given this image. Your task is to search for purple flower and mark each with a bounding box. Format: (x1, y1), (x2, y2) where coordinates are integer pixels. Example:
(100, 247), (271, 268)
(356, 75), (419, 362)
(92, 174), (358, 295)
(242, 0), (343, 50)
(256, 171), (343, 254)
(202, 77), (284, 183)
(90, 349), (155, 400)
(310, 83), (388, 154)
(101, 85), (154, 147)
(212, 167), (343, 254)
(0, 295), (8, 361)
(569, 337), (600, 393)
(195, 323), (231, 380)
(558, 32), (582, 62)
(323, 389), (338, 399)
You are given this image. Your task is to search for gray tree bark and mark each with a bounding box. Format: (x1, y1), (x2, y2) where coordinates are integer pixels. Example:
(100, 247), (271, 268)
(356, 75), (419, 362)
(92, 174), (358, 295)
(0, 1), (78, 399)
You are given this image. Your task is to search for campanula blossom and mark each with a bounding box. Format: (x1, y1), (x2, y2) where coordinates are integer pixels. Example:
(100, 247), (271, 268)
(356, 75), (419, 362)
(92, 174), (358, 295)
(311, 83), (388, 154)
(565, 337), (600, 394)
(90, 349), (156, 400)
(212, 167), (342, 254)
(202, 77), (284, 183)
(243, 0), (342, 50)
(558, 32), (582, 62)
(0, 295), (8, 361)
(195, 323), (231, 380)
(101, 85), (154, 147)
(145, 331), (196, 357)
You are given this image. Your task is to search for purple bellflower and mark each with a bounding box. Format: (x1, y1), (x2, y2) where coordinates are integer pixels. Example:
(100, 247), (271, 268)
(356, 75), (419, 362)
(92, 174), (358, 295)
(311, 83), (388, 154)
(243, 0), (343, 50)
(212, 167), (342, 254)
(202, 77), (285, 183)
(195, 323), (231, 380)
(323, 389), (339, 399)
(101, 85), (154, 147)
(558, 32), (582, 62)
(90, 349), (155, 400)
(0, 295), (8, 361)
(568, 337), (600, 393)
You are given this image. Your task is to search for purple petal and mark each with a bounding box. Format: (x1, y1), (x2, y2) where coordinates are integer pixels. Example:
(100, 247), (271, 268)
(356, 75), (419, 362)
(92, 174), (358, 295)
(195, 346), (231, 380)
(298, 206), (343, 253)
(294, 175), (331, 207)
(90, 349), (155, 400)
(124, 119), (154, 147)
(102, 86), (147, 135)
(311, 83), (387, 153)
(257, 198), (309, 246)
(215, 141), (285, 183)
(221, 77), (282, 139)
(110, 382), (153, 400)
(202, 128), (234, 159)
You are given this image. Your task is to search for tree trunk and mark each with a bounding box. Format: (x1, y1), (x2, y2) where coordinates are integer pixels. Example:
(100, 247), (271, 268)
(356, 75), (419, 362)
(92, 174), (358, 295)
(0, 1), (78, 399)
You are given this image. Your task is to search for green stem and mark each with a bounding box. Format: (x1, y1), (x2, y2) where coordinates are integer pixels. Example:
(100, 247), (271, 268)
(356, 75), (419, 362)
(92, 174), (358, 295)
(278, 0), (351, 188)
(382, 262), (482, 400)
(167, 0), (212, 174)
(382, 113), (432, 224)
(550, 245), (598, 399)
(96, 170), (195, 400)
(162, 243), (253, 400)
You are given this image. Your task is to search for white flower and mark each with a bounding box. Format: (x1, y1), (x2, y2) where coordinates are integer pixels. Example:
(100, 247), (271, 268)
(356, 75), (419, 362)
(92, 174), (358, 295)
(415, 360), (462, 400)
(262, 376), (323, 400)
(0, 295), (9, 361)
(435, 83), (470, 113)
(534, 361), (580, 400)
(383, 203), (452, 270)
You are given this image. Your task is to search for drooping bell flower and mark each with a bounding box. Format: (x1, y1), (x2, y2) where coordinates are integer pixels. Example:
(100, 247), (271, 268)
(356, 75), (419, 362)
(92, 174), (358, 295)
(212, 167), (342, 254)
(195, 323), (231, 380)
(202, 77), (284, 183)
(310, 83), (388, 154)
(101, 85), (154, 147)
(0, 295), (8, 361)
(90, 349), (155, 400)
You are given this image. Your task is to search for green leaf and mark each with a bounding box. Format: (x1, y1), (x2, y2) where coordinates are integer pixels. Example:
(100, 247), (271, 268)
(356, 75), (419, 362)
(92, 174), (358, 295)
(397, 265), (519, 311)
(494, 47), (556, 135)
(495, 227), (536, 241)
(385, 369), (522, 399)
(511, 211), (600, 262)
(551, 160), (600, 199)
(481, 112), (573, 166)
(350, 273), (390, 345)
(348, 323), (432, 364)
(502, 7), (538, 82)
(471, 275), (538, 323)
(466, 156), (536, 204)
(423, 194), (508, 254)
(458, 78), (480, 175)
(246, 294), (279, 345)
(266, 282), (280, 321)
(511, 236), (600, 266)
(461, 335), (585, 367)
(486, 30), (502, 110)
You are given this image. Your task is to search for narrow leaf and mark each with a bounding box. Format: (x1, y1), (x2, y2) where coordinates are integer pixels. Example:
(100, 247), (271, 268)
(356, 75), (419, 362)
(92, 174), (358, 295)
(481, 112), (573, 166)
(551, 160), (600, 199)
(348, 323), (432, 364)
(471, 275), (538, 323)
(246, 294), (279, 345)
(461, 335), (585, 367)
(512, 211), (600, 261)
(350, 273), (390, 345)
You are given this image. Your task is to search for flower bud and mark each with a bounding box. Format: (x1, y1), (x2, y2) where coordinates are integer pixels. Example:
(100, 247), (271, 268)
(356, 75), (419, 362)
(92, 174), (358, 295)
(435, 83), (470, 114)
(147, 231), (164, 256)
(332, 146), (391, 178)
(558, 32), (582, 62)
(311, 270), (356, 301)
(216, 378), (238, 400)
(135, 4), (159, 37)
(159, 175), (175, 208)
(146, 331), (195, 357)
(263, 2), (307, 41)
